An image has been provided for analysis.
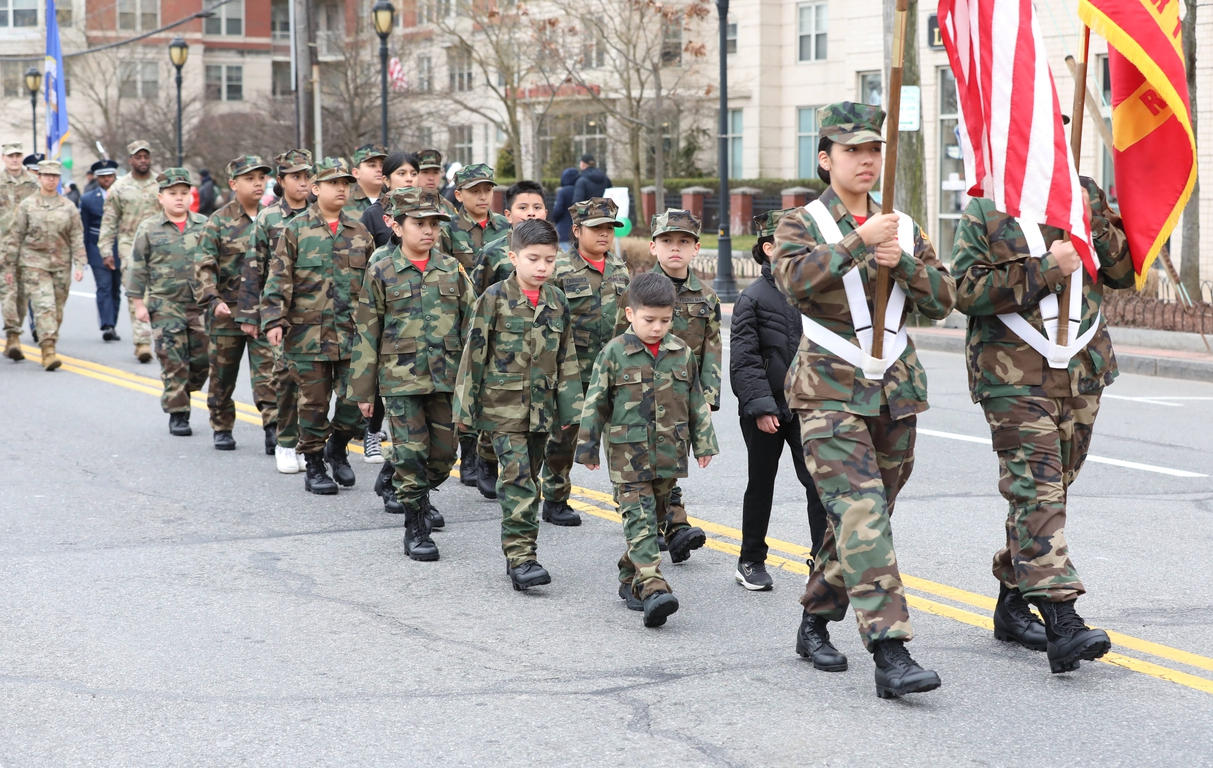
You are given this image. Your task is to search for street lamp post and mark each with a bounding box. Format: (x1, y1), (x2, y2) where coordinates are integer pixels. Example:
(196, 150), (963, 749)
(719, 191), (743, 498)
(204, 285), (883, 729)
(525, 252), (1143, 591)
(713, 0), (737, 302)
(169, 37), (189, 167)
(372, 1), (396, 148)
(24, 66), (42, 155)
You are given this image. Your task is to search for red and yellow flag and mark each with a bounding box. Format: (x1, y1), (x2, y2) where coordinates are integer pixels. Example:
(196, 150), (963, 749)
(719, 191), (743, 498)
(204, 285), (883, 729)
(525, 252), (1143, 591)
(1078, 0), (1196, 288)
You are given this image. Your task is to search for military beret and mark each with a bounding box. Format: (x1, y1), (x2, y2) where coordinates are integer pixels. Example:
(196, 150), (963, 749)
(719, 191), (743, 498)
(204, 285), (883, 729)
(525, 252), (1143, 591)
(90, 159), (119, 176)
(416, 148), (443, 170)
(2, 142), (23, 156)
(352, 144), (389, 166)
(454, 163), (495, 190)
(312, 157), (356, 183)
(157, 167), (193, 189)
(818, 102), (885, 146)
(385, 186), (453, 221)
(226, 154), (272, 180)
(36, 159), (62, 176)
(569, 197), (623, 228)
(651, 209), (701, 239)
(274, 148), (313, 175)
(127, 139), (152, 156)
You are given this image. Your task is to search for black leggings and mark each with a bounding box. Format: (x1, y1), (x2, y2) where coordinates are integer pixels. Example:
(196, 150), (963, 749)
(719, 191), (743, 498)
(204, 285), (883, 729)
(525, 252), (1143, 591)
(739, 414), (828, 564)
(368, 381), (385, 434)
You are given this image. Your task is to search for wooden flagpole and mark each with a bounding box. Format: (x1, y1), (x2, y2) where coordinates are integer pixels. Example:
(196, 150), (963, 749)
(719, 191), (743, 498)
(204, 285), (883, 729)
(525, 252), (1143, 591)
(1058, 25), (1091, 348)
(871, 0), (910, 361)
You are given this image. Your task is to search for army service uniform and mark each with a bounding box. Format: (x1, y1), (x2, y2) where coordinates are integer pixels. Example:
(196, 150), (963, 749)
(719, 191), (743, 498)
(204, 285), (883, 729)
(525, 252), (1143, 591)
(98, 140), (161, 354)
(0, 149), (39, 345)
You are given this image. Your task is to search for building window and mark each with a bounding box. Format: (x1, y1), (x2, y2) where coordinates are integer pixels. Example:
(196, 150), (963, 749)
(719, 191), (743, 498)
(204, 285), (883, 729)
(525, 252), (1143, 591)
(119, 61), (159, 99)
(417, 56), (433, 93)
(726, 109), (743, 179)
(0, 0), (36, 28)
(418, 0), (450, 24)
(938, 67), (967, 264)
(56, 3), (71, 26)
(272, 61), (292, 97)
(573, 115), (608, 170)
(205, 0), (243, 36)
(317, 2), (343, 57)
(661, 20), (682, 66)
(858, 71), (882, 106)
(271, 0), (290, 40)
(118, 0), (157, 31)
(797, 106), (820, 180)
(450, 125), (473, 166)
(797, 2), (827, 62)
(1, 61), (24, 97)
(581, 22), (605, 69)
(448, 48), (472, 92)
(725, 21), (737, 54)
(418, 127), (433, 148)
(205, 64), (243, 101)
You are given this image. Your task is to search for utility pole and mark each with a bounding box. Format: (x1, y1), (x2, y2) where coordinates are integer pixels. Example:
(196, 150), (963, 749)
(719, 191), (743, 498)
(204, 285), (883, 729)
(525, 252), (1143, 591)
(294, 0), (313, 150)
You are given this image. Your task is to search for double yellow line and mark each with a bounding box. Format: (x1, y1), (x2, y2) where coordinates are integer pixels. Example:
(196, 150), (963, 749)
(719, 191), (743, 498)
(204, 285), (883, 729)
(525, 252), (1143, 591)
(21, 343), (1213, 695)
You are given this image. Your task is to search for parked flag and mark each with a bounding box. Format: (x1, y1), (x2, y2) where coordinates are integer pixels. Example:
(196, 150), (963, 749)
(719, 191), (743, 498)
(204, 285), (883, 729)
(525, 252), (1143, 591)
(44, 0), (70, 161)
(388, 56), (408, 92)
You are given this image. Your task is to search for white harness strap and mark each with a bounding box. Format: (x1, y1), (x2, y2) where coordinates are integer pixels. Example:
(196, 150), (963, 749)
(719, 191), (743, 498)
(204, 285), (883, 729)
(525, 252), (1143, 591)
(799, 199), (914, 380)
(996, 219), (1102, 369)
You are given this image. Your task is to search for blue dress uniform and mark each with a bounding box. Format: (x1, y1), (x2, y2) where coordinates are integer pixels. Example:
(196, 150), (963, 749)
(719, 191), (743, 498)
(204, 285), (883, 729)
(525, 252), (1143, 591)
(80, 159), (122, 337)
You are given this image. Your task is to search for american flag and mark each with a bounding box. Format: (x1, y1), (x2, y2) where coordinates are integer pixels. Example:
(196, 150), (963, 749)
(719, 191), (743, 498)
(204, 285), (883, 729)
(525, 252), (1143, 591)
(938, 0), (1095, 275)
(388, 56), (408, 92)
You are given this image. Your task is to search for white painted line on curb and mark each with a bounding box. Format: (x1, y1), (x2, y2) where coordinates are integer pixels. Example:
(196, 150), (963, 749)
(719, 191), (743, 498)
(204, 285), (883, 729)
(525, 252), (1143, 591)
(70, 290), (95, 298)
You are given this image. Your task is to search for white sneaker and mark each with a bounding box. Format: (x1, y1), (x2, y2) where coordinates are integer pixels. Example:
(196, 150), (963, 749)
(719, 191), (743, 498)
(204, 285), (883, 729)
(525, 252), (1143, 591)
(363, 430), (385, 464)
(296, 450), (307, 471)
(276, 445), (300, 474)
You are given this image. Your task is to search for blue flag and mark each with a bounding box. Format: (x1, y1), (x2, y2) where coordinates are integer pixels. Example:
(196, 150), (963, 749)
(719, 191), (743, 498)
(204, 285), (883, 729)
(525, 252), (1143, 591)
(44, 0), (70, 160)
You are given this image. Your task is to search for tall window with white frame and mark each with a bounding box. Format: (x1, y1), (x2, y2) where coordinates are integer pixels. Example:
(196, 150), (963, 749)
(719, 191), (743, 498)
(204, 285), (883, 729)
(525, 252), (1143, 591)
(205, 65), (244, 102)
(118, 0), (157, 30)
(205, 0), (243, 35)
(417, 56), (433, 93)
(797, 106), (821, 180)
(1097, 54), (1117, 208)
(271, 0), (290, 40)
(450, 125), (473, 165)
(119, 61), (159, 99)
(726, 109), (743, 179)
(797, 2), (827, 62)
(938, 66), (967, 263)
(0, 0), (37, 28)
(858, 71), (882, 107)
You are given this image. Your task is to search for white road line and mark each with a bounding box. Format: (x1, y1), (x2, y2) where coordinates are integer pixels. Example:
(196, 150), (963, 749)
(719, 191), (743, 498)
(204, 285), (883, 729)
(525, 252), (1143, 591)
(917, 427), (1208, 478)
(70, 290), (95, 298)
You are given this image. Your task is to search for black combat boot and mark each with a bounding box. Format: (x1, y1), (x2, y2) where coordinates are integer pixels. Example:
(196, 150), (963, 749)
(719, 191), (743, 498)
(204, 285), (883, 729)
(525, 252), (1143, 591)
(325, 432), (356, 487)
(666, 526), (706, 563)
(421, 492), (445, 530)
(508, 560), (551, 591)
(618, 583), (643, 611)
(374, 462), (403, 514)
(403, 502), (439, 561)
(642, 591), (679, 628)
(658, 535), (668, 551)
(993, 583), (1047, 652)
(264, 424), (277, 456)
(213, 430), (236, 450)
(872, 640), (942, 699)
(795, 611), (849, 671)
(477, 460), (499, 500)
(459, 436), (479, 486)
(1032, 598), (1112, 673)
(542, 499), (582, 526)
(168, 413), (192, 437)
(303, 452), (338, 495)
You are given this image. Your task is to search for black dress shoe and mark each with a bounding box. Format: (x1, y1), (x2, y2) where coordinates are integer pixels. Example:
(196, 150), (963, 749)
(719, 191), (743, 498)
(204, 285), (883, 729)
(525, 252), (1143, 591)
(542, 499), (581, 526)
(264, 424), (277, 456)
(873, 640), (941, 699)
(213, 430), (236, 450)
(303, 452), (339, 495)
(795, 611), (848, 671)
(101, 326), (118, 341)
(666, 526), (706, 563)
(993, 583), (1048, 652)
(642, 591), (679, 627)
(508, 560), (551, 591)
(325, 433), (356, 487)
(168, 413), (192, 436)
(618, 583), (643, 611)
(478, 460), (499, 499)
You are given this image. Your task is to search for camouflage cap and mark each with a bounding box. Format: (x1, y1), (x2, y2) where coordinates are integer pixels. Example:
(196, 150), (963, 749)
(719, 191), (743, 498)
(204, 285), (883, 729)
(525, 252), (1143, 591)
(753, 208), (794, 239)
(454, 163), (495, 190)
(157, 167), (193, 189)
(226, 154), (272, 180)
(36, 159), (62, 176)
(127, 139), (152, 156)
(274, 148), (313, 175)
(569, 197), (623, 228)
(352, 143), (389, 166)
(2, 142), (22, 156)
(312, 157), (356, 183)
(416, 148), (443, 170)
(818, 101), (886, 145)
(650, 209), (701, 239)
(384, 186), (453, 221)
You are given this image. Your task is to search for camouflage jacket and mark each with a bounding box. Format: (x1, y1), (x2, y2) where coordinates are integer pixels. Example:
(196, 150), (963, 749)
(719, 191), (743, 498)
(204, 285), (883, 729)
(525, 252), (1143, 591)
(2, 192), (86, 272)
(553, 248), (630, 385)
(440, 208), (510, 274)
(195, 197), (262, 335)
(124, 212), (210, 306)
(574, 330), (718, 483)
(468, 231), (514, 297)
(772, 187), (956, 420)
(951, 178), (1134, 402)
(235, 197), (308, 327)
(348, 248), (477, 399)
(452, 276), (583, 433)
(262, 204), (375, 362)
(343, 187), (375, 217)
(0, 168), (38, 240)
(97, 173), (160, 261)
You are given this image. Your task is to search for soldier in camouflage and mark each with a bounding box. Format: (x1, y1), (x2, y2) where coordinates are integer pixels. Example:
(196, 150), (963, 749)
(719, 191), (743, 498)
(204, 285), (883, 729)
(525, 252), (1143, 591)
(539, 197), (629, 527)
(98, 140), (160, 363)
(345, 144), (388, 216)
(349, 187), (477, 560)
(1, 160), (86, 370)
(262, 158), (374, 495)
(414, 148), (460, 219)
(195, 155), (274, 452)
(124, 168), (210, 435)
(772, 102), (954, 698)
(951, 176), (1131, 673)
(238, 149), (314, 474)
(576, 271), (718, 628)
(1, 142), (39, 360)
(452, 219), (583, 591)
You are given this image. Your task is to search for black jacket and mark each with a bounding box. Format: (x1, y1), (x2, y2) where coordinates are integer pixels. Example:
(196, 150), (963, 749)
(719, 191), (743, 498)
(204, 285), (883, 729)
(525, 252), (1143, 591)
(198, 174), (217, 216)
(360, 199), (393, 248)
(729, 261), (804, 421)
(549, 167), (579, 243)
(573, 166), (611, 202)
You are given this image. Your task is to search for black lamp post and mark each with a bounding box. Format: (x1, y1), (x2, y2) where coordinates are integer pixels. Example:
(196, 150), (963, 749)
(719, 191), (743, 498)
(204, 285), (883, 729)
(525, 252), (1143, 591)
(713, 0), (737, 302)
(169, 36), (189, 167)
(372, 0), (396, 147)
(24, 66), (42, 154)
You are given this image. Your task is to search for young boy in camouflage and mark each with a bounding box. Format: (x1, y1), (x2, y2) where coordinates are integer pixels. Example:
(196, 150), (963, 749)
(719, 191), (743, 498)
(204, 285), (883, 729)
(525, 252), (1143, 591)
(576, 271), (717, 627)
(539, 197), (629, 527)
(345, 144), (388, 216)
(262, 158), (375, 495)
(951, 177), (1131, 673)
(413, 148), (459, 219)
(194, 155), (274, 452)
(469, 179), (548, 299)
(350, 188), (477, 560)
(237, 149), (314, 474)
(453, 219), (583, 591)
(123, 168), (210, 434)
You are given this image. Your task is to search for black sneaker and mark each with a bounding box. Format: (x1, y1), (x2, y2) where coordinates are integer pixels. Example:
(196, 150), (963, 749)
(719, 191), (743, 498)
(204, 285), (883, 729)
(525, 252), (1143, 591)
(508, 560), (551, 591)
(735, 560), (774, 591)
(993, 583), (1047, 652)
(101, 325), (118, 341)
(667, 526), (706, 563)
(618, 583), (643, 611)
(642, 591), (679, 627)
(168, 413), (192, 437)
(1033, 599), (1112, 673)
(872, 640), (941, 699)
(213, 430), (236, 451)
(542, 499), (581, 527)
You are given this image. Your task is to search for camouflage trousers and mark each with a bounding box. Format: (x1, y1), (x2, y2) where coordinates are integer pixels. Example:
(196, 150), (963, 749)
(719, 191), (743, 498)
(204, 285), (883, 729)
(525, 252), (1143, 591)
(617, 479), (674, 600)
(980, 394), (1098, 601)
(385, 393), (457, 505)
(16, 267), (71, 343)
(1, 264), (29, 335)
(117, 259), (153, 347)
(271, 347), (300, 449)
(540, 424), (579, 503)
(148, 298), (208, 413)
(798, 408), (916, 651)
(476, 431), (496, 463)
(206, 332), (276, 431)
(294, 358), (364, 455)
(490, 431), (548, 567)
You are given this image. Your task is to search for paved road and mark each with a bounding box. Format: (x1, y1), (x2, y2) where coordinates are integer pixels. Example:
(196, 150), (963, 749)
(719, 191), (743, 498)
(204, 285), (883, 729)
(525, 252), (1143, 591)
(2, 272), (1212, 766)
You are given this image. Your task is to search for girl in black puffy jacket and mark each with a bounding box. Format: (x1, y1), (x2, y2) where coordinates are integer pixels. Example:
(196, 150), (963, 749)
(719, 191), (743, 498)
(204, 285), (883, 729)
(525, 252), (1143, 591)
(728, 209), (828, 591)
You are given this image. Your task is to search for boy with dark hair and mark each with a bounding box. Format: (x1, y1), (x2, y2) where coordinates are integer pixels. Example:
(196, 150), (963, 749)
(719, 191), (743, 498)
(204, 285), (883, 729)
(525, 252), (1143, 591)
(576, 270), (717, 627)
(503, 180), (547, 222)
(345, 144), (388, 216)
(453, 218), (583, 591)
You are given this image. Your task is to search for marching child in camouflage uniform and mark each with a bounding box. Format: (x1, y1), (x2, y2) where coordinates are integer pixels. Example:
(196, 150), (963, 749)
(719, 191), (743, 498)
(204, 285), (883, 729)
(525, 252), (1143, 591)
(195, 155), (274, 452)
(238, 149), (313, 474)
(413, 148), (459, 219)
(951, 177), (1130, 673)
(772, 102), (954, 698)
(539, 197), (629, 528)
(124, 168), (210, 433)
(469, 180), (549, 300)
(345, 144), (388, 216)
(576, 271), (717, 627)
(262, 158), (374, 495)
(350, 188), (477, 560)
(453, 219), (583, 591)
